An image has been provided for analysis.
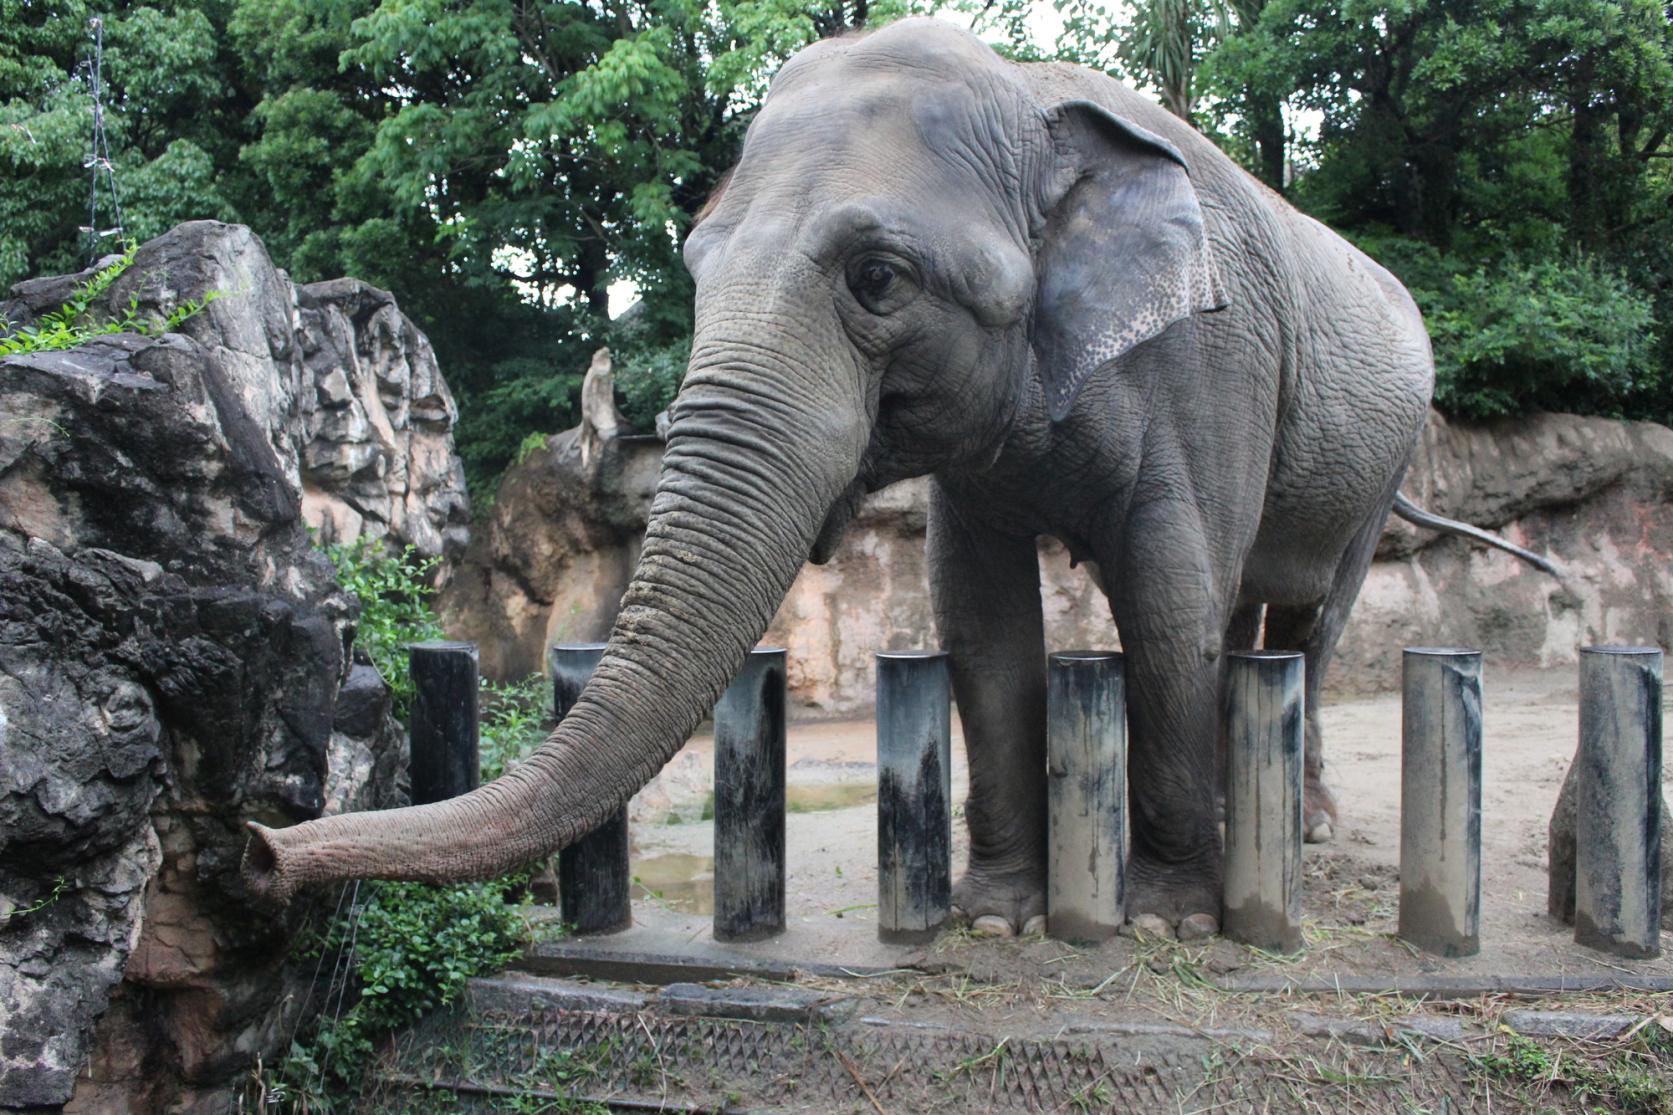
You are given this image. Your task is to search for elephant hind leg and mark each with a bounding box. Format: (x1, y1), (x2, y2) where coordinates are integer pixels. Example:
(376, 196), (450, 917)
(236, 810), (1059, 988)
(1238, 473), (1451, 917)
(1262, 602), (1338, 842)
(1264, 475), (1405, 844)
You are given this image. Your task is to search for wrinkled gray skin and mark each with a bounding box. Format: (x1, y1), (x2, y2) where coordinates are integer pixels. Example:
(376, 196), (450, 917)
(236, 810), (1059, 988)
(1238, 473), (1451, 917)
(245, 20), (1448, 931)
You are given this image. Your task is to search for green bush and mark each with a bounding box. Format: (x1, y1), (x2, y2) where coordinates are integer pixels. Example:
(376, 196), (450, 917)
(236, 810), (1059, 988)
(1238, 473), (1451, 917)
(1356, 234), (1661, 420)
(321, 535), (443, 713)
(612, 337), (689, 433)
(480, 675), (553, 782)
(277, 877), (528, 1103)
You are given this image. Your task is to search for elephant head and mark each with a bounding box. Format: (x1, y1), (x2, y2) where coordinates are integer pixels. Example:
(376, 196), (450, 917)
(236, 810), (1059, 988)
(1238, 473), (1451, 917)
(242, 17), (1225, 902)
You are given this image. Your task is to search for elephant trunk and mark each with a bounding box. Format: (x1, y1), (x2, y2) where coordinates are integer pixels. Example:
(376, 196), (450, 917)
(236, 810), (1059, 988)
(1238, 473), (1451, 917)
(243, 335), (867, 904)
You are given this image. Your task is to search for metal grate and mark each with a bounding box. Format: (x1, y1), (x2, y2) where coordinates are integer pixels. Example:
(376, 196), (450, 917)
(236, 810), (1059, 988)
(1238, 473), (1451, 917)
(370, 1004), (1504, 1113)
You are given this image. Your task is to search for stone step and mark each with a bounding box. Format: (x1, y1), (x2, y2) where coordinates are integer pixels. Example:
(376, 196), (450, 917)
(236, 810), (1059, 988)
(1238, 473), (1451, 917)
(357, 969), (1658, 1113)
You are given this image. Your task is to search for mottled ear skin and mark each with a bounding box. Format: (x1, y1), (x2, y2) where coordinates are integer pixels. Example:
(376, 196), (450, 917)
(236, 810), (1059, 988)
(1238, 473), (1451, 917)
(1032, 100), (1228, 421)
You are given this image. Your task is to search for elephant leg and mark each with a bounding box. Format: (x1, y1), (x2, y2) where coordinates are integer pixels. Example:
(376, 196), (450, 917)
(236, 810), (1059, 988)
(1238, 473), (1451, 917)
(1216, 603), (1266, 819)
(928, 483), (1048, 936)
(1263, 603), (1336, 842)
(1107, 502), (1231, 928)
(1263, 476), (1401, 844)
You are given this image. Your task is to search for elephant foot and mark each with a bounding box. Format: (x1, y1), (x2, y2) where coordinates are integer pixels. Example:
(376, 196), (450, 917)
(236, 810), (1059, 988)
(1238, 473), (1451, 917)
(1304, 774), (1339, 844)
(951, 859), (1045, 936)
(1126, 852), (1221, 934)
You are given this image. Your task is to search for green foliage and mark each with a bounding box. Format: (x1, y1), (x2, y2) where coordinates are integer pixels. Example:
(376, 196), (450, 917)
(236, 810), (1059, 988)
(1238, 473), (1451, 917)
(613, 338), (691, 432)
(7, 0), (1672, 490)
(1202, 0), (1673, 422)
(1469, 1027), (1673, 1114)
(0, 247), (224, 356)
(479, 675), (553, 783)
(1356, 233), (1662, 419)
(280, 877), (528, 1100)
(321, 534), (442, 712)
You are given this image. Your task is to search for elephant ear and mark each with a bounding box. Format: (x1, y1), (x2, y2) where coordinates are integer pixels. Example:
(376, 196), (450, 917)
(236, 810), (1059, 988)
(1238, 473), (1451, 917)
(1032, 100), (1227, 421)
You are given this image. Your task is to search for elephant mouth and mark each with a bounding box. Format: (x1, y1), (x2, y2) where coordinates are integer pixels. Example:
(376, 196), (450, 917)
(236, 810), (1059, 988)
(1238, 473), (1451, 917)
(809, 477), (868, 564)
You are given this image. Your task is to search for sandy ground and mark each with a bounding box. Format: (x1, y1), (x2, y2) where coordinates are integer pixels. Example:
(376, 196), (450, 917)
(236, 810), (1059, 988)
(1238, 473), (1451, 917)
(612, 667), (1670, 980)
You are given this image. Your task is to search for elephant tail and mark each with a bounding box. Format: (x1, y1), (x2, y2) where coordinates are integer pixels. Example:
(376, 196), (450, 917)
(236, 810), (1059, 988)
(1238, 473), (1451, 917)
(1391, 493), (1559, 576)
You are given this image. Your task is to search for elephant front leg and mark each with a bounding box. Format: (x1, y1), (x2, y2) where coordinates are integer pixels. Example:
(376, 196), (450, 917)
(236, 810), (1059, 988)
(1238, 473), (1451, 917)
(1108, 506), (1230, 930)
(928, 484), (1047, 937)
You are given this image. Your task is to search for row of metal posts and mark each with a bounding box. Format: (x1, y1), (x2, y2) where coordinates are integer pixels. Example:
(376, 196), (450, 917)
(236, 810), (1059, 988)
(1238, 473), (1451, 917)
(406, 640), (1662, 958)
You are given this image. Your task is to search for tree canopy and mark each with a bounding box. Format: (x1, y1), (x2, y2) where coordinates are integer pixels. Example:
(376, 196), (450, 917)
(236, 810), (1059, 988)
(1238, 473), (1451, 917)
(4, 0), (1670, 490)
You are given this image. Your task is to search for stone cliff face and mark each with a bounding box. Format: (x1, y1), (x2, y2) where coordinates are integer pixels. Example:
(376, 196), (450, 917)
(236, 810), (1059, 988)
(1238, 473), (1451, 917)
(0, 223), (459, 1111)
(442, 405), (1671, 711)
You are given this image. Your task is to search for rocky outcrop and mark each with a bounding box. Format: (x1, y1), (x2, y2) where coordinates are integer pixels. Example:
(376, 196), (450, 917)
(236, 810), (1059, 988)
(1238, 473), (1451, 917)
(2, 222), (470, 573)
(0, 223), (429, 1111)
(1336, 411), (1673, 689)
(443, 405), (1671, 712)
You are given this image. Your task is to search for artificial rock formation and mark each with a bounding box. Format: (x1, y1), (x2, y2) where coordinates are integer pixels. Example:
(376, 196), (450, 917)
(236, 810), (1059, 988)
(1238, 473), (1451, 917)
(0, 222), (457, 1111)
(444, 403), (1673, 714)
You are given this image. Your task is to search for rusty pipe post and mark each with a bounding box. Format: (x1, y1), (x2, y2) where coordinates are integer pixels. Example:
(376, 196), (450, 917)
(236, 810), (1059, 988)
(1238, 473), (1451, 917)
(1046, 650), (1126, 942)
(550, 642), (631, 935)
(713, 647), (788, 942)
(1222, 651), (1305, 953)
(1398, 648), (1483, 957)
(409, 641), (479, 805)
(1574, 646), (1663, 959)
(876, 650), (953, 943)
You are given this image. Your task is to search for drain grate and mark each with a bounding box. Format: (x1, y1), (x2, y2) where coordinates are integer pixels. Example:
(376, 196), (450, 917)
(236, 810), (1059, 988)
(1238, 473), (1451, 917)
(370, 1004), (1503, 1113)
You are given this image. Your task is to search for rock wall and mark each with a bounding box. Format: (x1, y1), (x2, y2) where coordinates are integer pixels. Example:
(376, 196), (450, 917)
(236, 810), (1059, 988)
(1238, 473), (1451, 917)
(0, 223), (457, 1112)
(442, 407), (1672, 713)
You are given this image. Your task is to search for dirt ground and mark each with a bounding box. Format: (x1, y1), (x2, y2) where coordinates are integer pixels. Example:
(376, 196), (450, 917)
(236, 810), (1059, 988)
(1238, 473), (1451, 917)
(619, 666), (1672, 981)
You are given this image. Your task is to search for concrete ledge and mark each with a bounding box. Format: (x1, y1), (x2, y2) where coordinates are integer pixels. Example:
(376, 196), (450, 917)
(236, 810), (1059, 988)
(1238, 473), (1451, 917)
(466, 975), (650, 1016)
(659, 982), (856, 1024)
(1502, 1009), (1642, 1040)
(1215, 973), (1673, 997)
(1288, 1010), (1471, 1045)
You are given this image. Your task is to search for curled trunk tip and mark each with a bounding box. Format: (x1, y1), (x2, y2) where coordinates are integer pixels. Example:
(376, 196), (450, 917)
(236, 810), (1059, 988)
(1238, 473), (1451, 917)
(242, 821), (297, 906)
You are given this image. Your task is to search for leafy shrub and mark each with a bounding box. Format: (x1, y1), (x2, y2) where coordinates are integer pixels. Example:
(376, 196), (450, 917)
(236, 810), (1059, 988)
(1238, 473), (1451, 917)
(1356, 234), (1661, 420)
(0, 246), (224, 356)
(279, 877), (528, 1099)
(480, 675), (553, 782)
(321, 534), (442, 713)
(612, 338), (689, 432)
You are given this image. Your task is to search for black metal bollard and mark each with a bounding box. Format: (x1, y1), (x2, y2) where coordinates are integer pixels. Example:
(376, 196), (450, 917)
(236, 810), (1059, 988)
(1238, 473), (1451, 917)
(1398, 648), (1483, 957)
(1222, 651), (1305, 953)
(713, 647), (788, 942)
(1575, 646), (1663, 958)
(409, 641), (479, 805)
(876, 650), (953, 943)
(1046, 651), (1126, 942)
(550, 642), (632, 936)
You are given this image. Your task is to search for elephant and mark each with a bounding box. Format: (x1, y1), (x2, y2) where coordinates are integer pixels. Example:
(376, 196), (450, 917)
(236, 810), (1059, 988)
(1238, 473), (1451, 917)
(244, 18), (1554, 934)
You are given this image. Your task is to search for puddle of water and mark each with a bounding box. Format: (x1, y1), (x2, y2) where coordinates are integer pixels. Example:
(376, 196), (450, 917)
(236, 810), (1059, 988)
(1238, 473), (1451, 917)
(786, 782), (876, 813)
(632, 852), (714, 914)
(658, 782), (877, 826)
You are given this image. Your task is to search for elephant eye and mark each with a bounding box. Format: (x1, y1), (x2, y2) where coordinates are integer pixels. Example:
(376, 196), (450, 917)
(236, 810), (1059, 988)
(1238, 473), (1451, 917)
(847, 255), (919, 315)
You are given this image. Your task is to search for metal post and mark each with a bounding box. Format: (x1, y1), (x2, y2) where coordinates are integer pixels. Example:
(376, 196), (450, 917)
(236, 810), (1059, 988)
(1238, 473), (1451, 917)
(550, 643), (631, 935)
(408, 641), (479, 805)
(1398, 648), (1483, 956)
(876, 650), (953, 943)
(1222, 651), (1305, 953)
(1575, 646), (1663, 958)
(1046, 651), (1126, 942)
(713, 647), (788, 942)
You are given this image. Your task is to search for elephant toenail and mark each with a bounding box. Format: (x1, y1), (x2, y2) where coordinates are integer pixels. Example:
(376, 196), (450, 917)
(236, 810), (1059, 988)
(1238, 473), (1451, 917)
(972, 915), (1015, 938)
(1022, 915), (1047, 937)
(1178, 913), (1218, 941)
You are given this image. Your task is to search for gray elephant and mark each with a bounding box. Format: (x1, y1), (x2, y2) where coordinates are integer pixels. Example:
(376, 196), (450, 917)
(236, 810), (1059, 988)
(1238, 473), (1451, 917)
(245, 19), (1549, 933)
